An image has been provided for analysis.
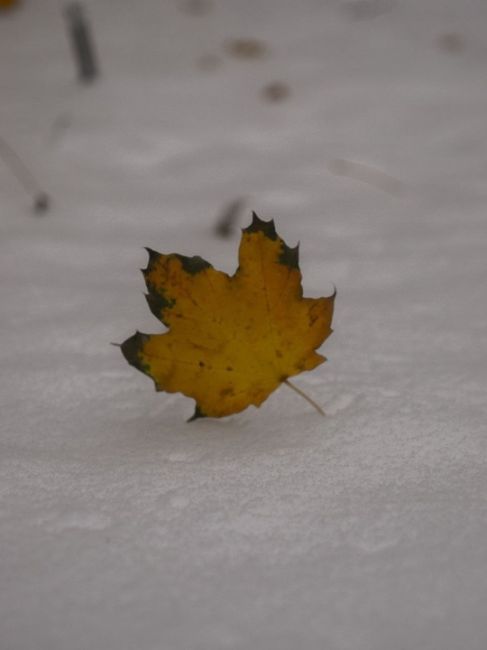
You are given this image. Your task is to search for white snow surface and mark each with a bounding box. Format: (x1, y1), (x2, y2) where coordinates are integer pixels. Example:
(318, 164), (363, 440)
(1, 1), (487, 649)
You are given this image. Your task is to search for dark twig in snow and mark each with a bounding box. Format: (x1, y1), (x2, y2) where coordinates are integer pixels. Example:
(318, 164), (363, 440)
(0, 135), (51, 214)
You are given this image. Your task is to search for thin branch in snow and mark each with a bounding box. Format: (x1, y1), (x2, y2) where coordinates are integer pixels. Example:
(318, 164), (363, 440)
(0, 135), (51, 214)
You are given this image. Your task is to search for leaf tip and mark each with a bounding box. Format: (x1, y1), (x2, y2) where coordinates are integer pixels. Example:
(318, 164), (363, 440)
(187, 404), (207, 422)
(279, 241), (300, 269)
(243, 211), (277, 240)
(120, 331), (150, 374)
(143, 247), (161, 273)
(173, 254), (212, 275)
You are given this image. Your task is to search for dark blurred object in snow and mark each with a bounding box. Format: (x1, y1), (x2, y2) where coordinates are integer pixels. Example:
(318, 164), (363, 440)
(214, 198), (246, 238)
(182, 0), (212, 16)
(33, 192), (51, 215)
(342, 0), (392, 21)
(224, 38), (269, 60)
(49, 112), (73, 144)
(64, 2), (99, 83)
(0, 0), (21, 13)
(197, 53), (222, 72)
(0, 135), (51, 214)
(262, 81), (290, 103)
(437, 32), (466, 54)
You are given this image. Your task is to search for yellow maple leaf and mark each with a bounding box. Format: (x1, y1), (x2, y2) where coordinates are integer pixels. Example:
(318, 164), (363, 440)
(121, 213), (335, 419)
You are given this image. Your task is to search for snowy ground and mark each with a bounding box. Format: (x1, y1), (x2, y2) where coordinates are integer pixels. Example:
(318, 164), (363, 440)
(1, 1), (487, 649)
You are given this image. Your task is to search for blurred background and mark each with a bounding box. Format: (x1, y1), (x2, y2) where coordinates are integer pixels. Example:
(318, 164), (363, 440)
(1, 2), (487, 650)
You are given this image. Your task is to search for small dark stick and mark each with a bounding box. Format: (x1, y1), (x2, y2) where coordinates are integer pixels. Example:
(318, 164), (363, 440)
(0, 135), (51, 214)
(33, 193), (51, 214)
(64, 2), (99, 83)
(214, 198), (246, 238)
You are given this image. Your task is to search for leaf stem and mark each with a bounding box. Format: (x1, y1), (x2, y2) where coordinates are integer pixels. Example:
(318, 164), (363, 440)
(283, 379), (325, 417)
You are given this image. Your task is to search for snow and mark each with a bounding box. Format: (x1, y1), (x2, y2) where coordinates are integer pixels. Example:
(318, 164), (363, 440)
(1, 1), (487, 649)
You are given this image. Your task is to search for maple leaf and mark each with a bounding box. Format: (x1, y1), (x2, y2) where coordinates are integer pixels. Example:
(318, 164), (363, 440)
(121, 213), (335, 420)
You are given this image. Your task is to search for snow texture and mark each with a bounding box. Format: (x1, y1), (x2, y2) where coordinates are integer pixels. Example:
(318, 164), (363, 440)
(1, 1), (487, 649)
